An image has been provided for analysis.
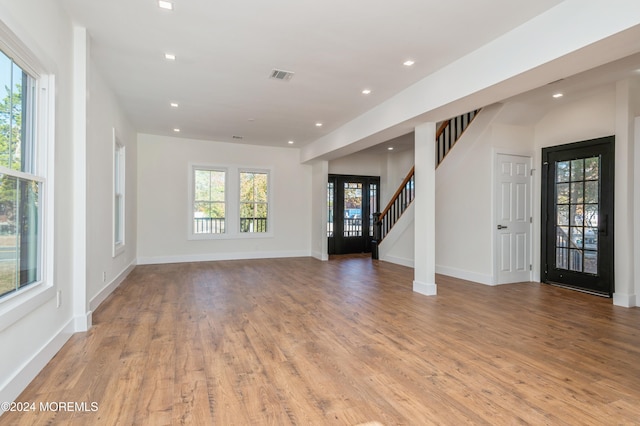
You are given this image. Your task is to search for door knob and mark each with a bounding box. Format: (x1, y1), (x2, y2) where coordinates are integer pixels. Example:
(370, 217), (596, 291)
(497, 225), (508, 230)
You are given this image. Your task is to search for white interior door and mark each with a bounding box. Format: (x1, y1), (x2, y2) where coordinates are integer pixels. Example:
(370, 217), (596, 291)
(495, 153), (532, 284)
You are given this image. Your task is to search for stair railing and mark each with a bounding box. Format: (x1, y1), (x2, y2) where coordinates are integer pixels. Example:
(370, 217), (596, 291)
(372, 166), (415, 253)
(371, 108), (482, 258)
(436, 109), (481, 167)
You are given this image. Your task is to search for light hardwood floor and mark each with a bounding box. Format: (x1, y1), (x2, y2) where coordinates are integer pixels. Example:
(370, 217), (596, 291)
(3, 255), (640, 425)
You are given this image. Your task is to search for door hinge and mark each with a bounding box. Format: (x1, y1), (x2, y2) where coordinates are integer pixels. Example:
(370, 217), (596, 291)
(530, 168), (535, 176)
(530, 264), (532, 271)
(530, 217), (533, 223)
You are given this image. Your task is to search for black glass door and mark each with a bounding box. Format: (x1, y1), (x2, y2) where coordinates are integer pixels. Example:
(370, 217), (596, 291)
(327, 175), (379, 255)
(541, 136), (614, 296)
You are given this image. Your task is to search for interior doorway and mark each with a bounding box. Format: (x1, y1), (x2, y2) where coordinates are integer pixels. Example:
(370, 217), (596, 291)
(494, 153), (533, 284)
(327, 175), (379, 255)
(541, 136), (614, 296)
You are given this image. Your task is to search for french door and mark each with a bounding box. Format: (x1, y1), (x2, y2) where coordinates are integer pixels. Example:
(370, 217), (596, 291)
(327, 175), (379, 255)
(541, 136), (614, 296)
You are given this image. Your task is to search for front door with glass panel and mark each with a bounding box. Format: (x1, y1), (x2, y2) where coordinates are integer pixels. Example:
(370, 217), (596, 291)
(327, 175), (379, 255)
(541, 136), (614, 296)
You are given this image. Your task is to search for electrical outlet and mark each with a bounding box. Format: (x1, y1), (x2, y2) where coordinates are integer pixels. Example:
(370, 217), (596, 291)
(56, 290), (62, 308)
(102, 272), (107, 282)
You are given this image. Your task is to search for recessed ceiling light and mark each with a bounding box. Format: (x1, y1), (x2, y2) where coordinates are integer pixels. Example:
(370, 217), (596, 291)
(553, 93), (564, 98)
(362, 89), (372, 95)
(158, 0), (173, 10)
(165, 53), (176, 61)
(288, 140), (295, 145)
(173, 128), (180, 132)
(170, 102), (179, 108)
(388, 147), (394, 151)
(315, 122), (323, 127)
(403, 60), (415, 67)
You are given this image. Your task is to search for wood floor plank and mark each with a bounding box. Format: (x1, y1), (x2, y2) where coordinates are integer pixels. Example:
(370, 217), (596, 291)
(3, 255), (640, 425)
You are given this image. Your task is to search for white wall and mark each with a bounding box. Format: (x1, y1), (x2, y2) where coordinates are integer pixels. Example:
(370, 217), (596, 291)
(86, 59), (137, 311)
(435, 108), (507, 284)
(137, 134), (312, 263)
(0, 0), (77, 405)
(329, 152), (384, 177)
(533, 89), (616, 148)
(532, 88), (616, 284)
(379, 203), (415, 268)
(382, 147), (414, 207)
(377, 143), (416, 268)
(433, 90), (617, 286)
(328, 145), (415, 208)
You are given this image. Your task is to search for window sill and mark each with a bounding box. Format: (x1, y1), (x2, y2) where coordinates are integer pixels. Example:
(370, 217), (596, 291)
(188, 232), (274, 241)
(112, 243), (125, 258)
(0, 283), (55, 333)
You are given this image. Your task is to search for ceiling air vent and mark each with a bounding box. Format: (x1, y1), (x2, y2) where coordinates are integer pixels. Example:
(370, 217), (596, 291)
(269, 69), (295, 81)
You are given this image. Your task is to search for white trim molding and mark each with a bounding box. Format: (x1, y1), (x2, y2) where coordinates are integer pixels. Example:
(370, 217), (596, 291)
(435, 265), (494, 286)
(413, 280), (437, 296)
(0, 319), (74, 410)
(90, 260), (136, 312)
(137, 250), (311, 265)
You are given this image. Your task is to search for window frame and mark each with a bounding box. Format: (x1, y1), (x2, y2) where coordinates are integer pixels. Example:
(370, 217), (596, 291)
(112, 129), (125, 257)
(0, 19), (56, 331)
(188, 164), (273, 240)
(238, 168), (271, 234)
(188, 164), (228, 240)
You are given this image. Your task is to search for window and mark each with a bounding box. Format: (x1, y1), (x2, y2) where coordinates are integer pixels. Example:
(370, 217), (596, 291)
(239, 170), (268, 233)
(327, 180), (334, 237)
(113, 133), (125, 256)
(189, 165), (272, 239)
(193, 167), (226, 234)
(0, 47), (43, 299)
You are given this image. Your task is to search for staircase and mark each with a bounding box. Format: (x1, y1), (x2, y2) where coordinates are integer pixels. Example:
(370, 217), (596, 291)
(436, 109), (481, 167)
(372, 108), (481, 255)
(374, 166), (414, 243)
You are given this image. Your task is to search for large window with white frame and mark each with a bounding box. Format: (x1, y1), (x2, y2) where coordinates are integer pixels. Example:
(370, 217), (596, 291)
(189, 165), (272, 239)
(239, 170), (269, 233)
(0, 40), (46, 300)
(192, 166), (226, 235)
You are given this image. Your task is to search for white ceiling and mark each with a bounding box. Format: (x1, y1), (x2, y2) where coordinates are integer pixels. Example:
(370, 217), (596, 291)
(59, 0), (569, 149)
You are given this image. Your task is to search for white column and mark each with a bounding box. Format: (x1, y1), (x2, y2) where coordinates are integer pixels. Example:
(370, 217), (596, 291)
(634, 116), (640, 307)
(613, 79), (638, 307)
(72, 27), (90, 329)
(413, 122), (437, 295)
(311, 160), (329, 261)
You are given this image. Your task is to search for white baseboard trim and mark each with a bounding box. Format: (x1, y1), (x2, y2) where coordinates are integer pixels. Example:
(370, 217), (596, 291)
(0, 319), (74, 410)
(613, 293), (637, 308)
(90, 261), (137, 312)
(380, 254), (414, 268)
(73, 311), (92, 332)
(137, 250), (311, 265)
(312, 250), (328, 261)
(435, 264), (494, 286)
(413, 280), (437, 296)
